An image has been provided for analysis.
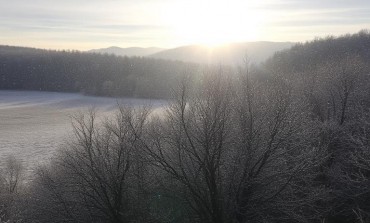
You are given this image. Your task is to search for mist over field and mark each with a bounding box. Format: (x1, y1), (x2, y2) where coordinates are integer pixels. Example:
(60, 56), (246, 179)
(0, 90), (165, 174)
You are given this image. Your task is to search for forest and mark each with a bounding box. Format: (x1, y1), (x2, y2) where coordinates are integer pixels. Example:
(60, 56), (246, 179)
(1, 31), (370, 223)
(0, 46), (199, 99)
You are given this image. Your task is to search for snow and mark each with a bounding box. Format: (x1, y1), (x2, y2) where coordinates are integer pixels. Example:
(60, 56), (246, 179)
(0, 90), (167, 176)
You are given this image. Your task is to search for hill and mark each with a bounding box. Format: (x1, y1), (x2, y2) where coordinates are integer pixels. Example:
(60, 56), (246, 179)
(261, 30), (370, 124)
(88, 46), (164, 57)
(150, 41), (294, 65)
(265, 30), (370, 75)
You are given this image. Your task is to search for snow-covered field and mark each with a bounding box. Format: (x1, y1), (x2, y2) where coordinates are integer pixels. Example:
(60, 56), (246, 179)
(0, 90), (166, 175)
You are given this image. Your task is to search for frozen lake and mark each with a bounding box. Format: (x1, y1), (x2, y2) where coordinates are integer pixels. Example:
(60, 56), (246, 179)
(0, 90), (166, 175)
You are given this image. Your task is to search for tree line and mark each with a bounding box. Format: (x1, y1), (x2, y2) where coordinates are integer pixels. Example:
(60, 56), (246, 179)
(1, 31), (370, 222)
(0, 46), (199, 99)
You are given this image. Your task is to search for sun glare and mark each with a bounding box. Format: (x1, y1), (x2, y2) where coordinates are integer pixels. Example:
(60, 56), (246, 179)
(163, 0), (264, 47)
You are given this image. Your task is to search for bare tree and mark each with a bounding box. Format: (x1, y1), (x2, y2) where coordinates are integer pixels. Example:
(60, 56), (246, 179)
(133, 71), (234, 223)
(0, 155), (24, 222)
(26, 108), (153, 223)
(324, 109), (370, 223)
(308, 57), (370, 223)
(226, 64), (328, 223)
(304, 56), (367, 125)
(133, 67), (327, 223)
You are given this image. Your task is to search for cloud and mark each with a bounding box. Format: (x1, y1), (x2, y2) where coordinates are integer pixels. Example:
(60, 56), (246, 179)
(0, 0), (369, 49)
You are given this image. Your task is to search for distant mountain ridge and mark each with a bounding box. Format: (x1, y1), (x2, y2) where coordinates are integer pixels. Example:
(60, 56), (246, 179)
(149, 42), (294, 65)
(89, 42), (294, 65)
(88, 46), (164, 57)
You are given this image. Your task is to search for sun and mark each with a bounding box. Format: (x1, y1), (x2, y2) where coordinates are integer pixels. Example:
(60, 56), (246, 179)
(163, 0), (264, 47)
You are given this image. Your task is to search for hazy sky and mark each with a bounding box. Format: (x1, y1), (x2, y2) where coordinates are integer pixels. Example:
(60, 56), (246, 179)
(0, 0), (369, 50)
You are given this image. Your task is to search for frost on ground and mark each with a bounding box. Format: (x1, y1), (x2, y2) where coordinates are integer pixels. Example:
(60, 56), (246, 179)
(0, 90), (166, 176)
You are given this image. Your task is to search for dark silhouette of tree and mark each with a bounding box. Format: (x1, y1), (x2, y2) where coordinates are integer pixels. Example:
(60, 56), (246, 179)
(25, 108), (153, 223)
(0, 155), (24, 222)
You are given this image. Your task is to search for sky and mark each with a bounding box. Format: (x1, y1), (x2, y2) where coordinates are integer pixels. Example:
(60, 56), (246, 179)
(0, 0), (369, 50)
